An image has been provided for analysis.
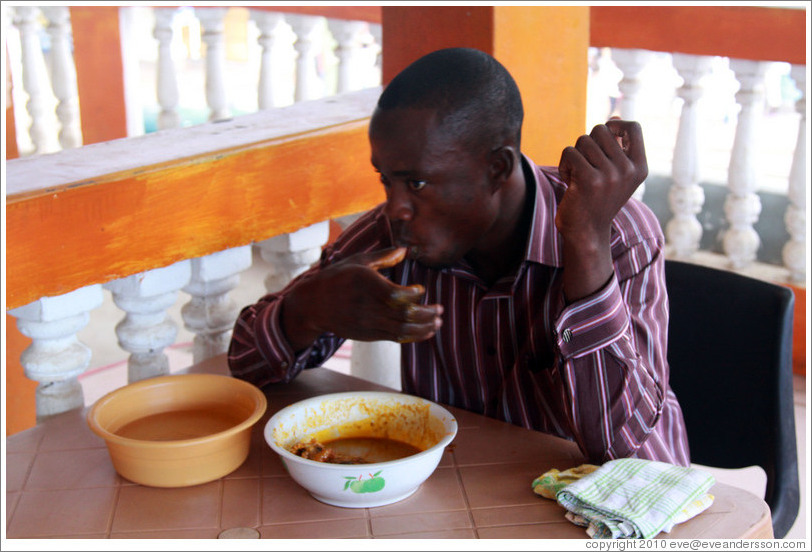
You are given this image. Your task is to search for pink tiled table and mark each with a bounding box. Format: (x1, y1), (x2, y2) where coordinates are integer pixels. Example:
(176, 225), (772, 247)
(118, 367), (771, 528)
(5, 354), (773, 539)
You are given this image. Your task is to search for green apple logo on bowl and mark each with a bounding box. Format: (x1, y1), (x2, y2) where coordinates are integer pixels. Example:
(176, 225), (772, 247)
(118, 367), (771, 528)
(344, 471), (385, 493)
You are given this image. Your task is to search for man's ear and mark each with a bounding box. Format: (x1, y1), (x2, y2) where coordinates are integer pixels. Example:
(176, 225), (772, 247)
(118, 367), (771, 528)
(488, 145), (517, 191)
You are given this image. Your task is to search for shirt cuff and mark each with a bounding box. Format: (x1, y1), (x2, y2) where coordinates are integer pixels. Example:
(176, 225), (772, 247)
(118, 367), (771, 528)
(255, 297), (318, 380)
(554, 274), (629, 360)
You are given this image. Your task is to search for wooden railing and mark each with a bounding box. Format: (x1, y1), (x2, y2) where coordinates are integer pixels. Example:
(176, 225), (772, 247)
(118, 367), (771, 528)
(4, 5), (807, 434)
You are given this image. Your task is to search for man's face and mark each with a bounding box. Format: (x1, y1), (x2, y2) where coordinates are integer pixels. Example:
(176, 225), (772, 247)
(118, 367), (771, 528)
(369, 107), (499, 269)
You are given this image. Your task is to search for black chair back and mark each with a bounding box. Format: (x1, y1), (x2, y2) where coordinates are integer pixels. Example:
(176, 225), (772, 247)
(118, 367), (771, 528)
(664, 260), (799, 538)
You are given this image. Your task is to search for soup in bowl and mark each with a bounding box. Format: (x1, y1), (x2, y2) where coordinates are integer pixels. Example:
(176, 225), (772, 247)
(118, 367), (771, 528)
(265, 391), (458, 508)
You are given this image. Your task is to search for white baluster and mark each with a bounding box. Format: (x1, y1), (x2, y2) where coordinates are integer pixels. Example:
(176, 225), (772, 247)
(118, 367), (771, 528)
(368, 23), (382, 86)
(286, 14), (325, 102)
(586, 47), (602, 130)
(326, 19), (368, 94)
(9, 285), (104, 419)
(612, 48), (652, 121)
(196, 7), (230, 121)
(104, 261), (191, 382)
(41, 6), (82, 149)
(153, 7), (181, 129)
(722, 59), (768, 269)
(257, 222), (330, 293)
(13, 6), (59, 155)
(666, 53), (713, 258)
(611, 48), (653, 200)
(782, 64), (806, 284)
(182, 246), (253, 363)
(251, 10), (291, 109)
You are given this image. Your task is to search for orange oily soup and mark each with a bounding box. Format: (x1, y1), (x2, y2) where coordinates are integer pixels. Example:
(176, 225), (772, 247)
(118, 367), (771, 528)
(291, 437), (423, 464)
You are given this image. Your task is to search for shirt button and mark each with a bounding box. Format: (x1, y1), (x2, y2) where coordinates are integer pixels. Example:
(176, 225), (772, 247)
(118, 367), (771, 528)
(281, 361), (289, 368)
(562, 329), (573, 343)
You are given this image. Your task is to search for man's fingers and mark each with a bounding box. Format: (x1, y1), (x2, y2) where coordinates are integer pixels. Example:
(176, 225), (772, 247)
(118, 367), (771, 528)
(558, 145), (587, 185)
(390, 284), (426, 305)
(605, 119), (647, 165)
(393, 309), (444, 343)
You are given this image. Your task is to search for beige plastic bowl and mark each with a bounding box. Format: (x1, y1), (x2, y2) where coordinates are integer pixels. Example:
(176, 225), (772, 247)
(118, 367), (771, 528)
(87, 373), (267, 488)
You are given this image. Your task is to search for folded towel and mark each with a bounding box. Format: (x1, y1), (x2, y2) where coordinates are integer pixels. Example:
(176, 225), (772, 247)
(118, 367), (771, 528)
(555, 458), (716, 539)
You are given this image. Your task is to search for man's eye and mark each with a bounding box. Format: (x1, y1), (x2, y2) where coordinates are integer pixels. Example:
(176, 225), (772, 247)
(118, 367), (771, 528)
(379, 174), (390, 187)
(408, 179), (427, 191)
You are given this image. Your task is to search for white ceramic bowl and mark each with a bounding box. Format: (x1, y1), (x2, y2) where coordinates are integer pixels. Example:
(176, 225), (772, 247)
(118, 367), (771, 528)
(265, 391), (458, 508)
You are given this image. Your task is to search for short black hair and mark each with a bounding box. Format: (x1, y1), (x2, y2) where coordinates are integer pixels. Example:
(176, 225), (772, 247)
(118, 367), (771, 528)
(376, 47), (524, 152)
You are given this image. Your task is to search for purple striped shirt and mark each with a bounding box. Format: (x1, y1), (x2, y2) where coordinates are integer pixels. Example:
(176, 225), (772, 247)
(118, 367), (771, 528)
(228, 157), (690, 466)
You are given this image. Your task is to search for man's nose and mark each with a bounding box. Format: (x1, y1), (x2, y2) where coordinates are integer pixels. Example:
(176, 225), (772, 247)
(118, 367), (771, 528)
(383, 185), (414, 222)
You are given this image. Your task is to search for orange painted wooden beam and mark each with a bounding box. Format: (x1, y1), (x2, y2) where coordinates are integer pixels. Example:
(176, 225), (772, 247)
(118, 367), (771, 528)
(381, 6), (589, 167)
(590, 6), (807, 65)
(70, 6), (129, 144)
(6, 119), (384, 310)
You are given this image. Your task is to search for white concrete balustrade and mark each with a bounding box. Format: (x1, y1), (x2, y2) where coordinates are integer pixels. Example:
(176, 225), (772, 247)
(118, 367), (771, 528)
(257, 222), (330, 294)
(9, 5), (61, 155)
(8, 285), (104, 420)
(723, 59), (769, 269)
(4, 6), (807, 416)
(104, 261), (191, 383)
(609, 47), (653, 201)
(182, 247), (254, 364)
(782, 64), (807, 284)
(591, 47), (806, 281)
(666, 53), (712, 259)
(40, 5), (82, 149)
(152, 7), (181, 130)
(197, 7), (231, 122)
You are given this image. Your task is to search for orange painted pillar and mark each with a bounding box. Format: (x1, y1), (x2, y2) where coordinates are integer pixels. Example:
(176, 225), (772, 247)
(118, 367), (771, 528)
(70, 6), (129, 144)
(381, 6), (589, 166)
(787, 284), (807, 377)
(5, 315), (38, 436)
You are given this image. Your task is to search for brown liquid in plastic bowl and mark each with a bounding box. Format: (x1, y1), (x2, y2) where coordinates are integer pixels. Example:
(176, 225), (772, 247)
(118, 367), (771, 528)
(87, 374), (267, 487)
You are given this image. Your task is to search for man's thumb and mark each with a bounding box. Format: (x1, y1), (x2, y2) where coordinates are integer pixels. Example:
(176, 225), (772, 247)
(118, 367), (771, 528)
(366, 247), (408, 271)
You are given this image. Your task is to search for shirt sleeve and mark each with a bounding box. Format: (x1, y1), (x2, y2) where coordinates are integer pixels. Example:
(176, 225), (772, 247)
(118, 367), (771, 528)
(552, 219), (672, 464)
(227, 207), (391, 389)
(227, 283), (344, 389)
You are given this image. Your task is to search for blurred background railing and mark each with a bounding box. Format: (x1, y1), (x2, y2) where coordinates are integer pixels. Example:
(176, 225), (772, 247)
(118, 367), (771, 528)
(4, 5), (807, 435)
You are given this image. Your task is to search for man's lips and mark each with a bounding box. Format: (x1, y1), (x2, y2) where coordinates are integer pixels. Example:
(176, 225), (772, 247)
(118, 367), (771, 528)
(393, 233), (414, 249)
(395, 237), (421, 258)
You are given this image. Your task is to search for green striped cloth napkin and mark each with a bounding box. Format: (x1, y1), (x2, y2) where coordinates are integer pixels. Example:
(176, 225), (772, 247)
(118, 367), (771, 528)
(555, 458), (716, 539)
